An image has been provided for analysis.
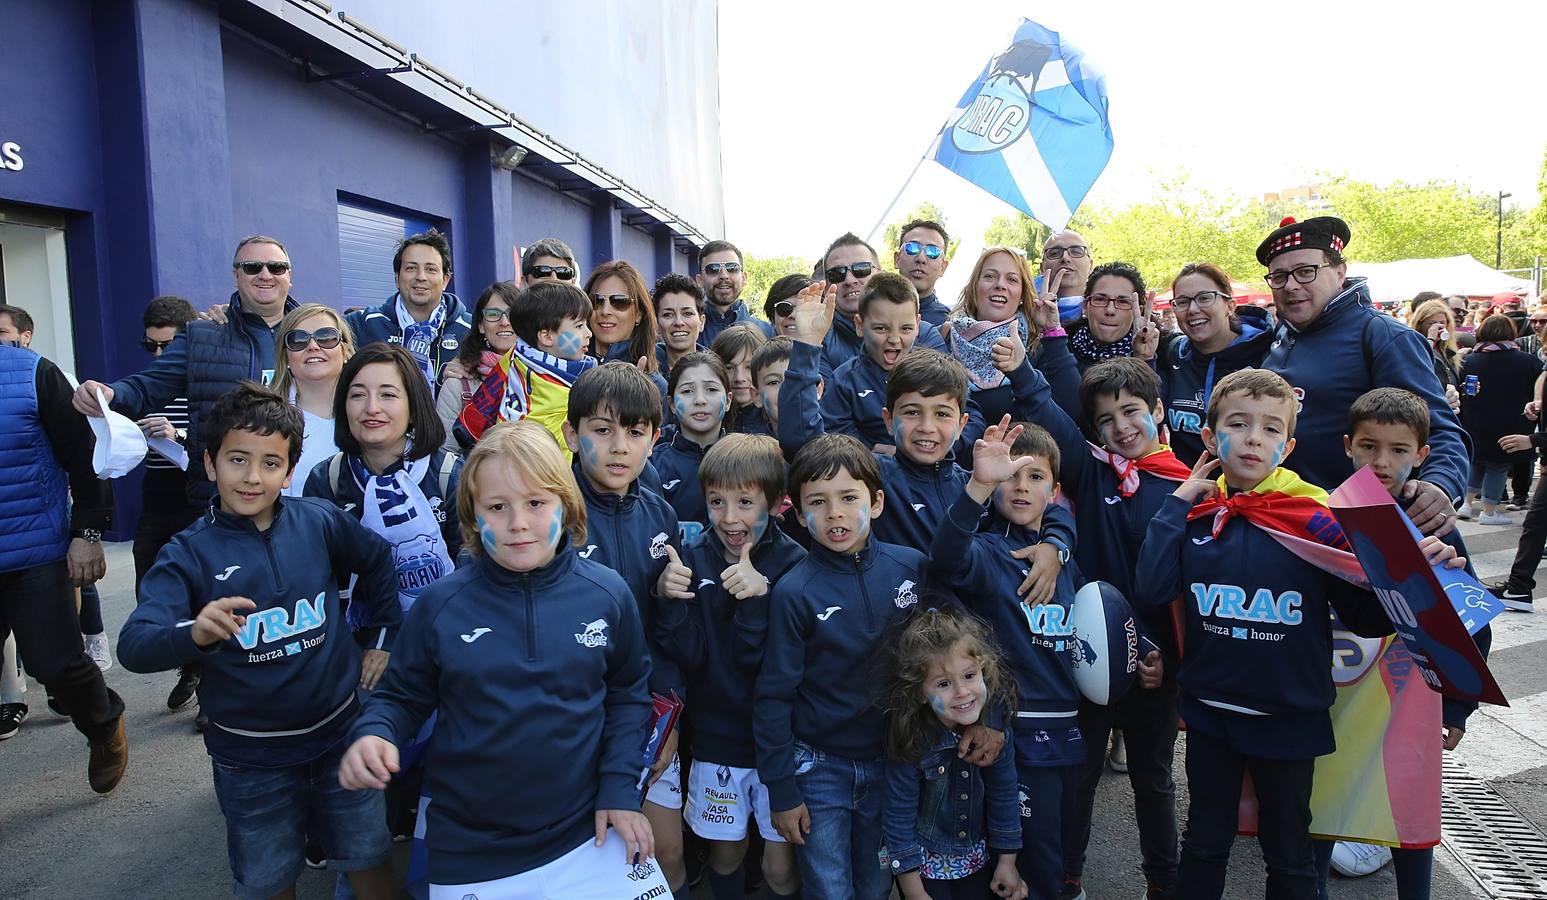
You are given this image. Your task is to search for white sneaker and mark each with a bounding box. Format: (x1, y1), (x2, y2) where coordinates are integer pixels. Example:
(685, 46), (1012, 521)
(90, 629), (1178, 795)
(1329, 841), (1392, 877)
(83, 633), (112, 672)
(1458, 503), (1478, 519)
(1477, 512), (1514, 526)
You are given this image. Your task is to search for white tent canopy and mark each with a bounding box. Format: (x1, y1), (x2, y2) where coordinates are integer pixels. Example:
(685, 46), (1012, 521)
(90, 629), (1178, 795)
(1347, 255), (1532, 304)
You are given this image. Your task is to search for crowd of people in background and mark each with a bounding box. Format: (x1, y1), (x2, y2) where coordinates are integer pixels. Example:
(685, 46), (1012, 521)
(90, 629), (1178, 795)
(0, 211), (1536, 900)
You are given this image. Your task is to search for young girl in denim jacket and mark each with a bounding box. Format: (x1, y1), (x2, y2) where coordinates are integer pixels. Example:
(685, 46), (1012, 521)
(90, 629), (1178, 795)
(882, 606), (1028, 900)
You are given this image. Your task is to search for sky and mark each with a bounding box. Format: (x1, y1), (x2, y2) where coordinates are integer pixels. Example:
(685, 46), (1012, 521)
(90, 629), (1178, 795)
(718, 0), (1547, 298)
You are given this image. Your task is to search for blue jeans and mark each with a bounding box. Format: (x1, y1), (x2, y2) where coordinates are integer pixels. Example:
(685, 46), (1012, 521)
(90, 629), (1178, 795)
(792, 742), (890, 900)
(1468, 458), (1511, 505)
(210, 743), (391, 900)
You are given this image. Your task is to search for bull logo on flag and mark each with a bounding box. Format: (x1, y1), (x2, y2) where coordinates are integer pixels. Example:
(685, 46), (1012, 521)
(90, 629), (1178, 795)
(951, 41), (1054, 154)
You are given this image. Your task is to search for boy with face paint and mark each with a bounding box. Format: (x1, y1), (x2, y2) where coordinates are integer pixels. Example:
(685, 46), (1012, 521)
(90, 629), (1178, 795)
(1008, 342), (1191, 900)
(1134, 369), (1418, 900)
(753, 434), (934, 900)
(778, 280), (1076, 576)
(561, 363), (692, 896)
(930, 420), (1087, 898)
(653, 435), (806, 900)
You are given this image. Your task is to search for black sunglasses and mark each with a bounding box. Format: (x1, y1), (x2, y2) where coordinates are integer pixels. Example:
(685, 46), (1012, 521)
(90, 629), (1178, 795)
(591, 293), (635, 312)
(526, 264), (577, 281)
(235, 260), (292, 276)
(773, 300), (797, 318)
(283, 326), (342, 352)
(825, 261), (876, 283)
(140, 337), (174, 353)
(703, 262), (743, 276)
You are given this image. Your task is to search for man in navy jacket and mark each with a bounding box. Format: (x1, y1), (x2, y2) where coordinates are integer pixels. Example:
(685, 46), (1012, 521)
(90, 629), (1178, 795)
(345, 230), (471, 387)
(1258, 216), (1469, 535)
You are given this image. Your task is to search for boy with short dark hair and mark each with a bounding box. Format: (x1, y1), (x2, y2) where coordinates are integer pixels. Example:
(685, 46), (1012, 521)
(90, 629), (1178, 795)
(755, 433), (929, 900)
(751, 336), (798, 436)
(1135, 368), (1419, 900)
(654, 434), (805, 900)
(562, 361), (689, 895)
(119, 383), (400, 900)
(931, 420), (1087, 897)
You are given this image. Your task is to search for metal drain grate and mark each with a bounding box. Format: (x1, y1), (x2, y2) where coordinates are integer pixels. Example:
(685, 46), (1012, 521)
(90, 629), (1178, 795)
(1442, 756), (1547, 899)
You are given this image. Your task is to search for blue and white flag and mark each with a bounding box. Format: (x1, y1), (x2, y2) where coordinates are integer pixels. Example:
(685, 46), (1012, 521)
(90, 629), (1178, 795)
(931, 19), (1113, 230)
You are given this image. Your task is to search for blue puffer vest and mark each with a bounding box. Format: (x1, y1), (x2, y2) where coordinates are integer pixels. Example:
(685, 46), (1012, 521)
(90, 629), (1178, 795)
(0, 348), (71, 573)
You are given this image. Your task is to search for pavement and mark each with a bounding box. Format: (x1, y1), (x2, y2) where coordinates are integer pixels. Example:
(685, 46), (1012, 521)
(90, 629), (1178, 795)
(3, 514), (1546, 899)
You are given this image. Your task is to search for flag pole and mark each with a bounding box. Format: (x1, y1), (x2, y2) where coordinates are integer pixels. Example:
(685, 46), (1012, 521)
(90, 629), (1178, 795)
(864, 139), (936, 244)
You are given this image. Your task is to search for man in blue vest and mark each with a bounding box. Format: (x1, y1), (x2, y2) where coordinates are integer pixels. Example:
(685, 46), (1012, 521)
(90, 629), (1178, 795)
(0, 342), (126, 792)
(74, 235), (300, 508)
(344, 229), (471, 388)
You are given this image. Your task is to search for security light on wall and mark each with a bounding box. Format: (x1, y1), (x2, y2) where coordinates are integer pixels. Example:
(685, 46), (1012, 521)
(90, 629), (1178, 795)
(494, 145), (528, 170)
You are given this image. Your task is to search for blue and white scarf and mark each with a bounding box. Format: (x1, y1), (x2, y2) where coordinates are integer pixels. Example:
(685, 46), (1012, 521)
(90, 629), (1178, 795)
(349, 449), (453, 614)
(397, 296), (449, 388)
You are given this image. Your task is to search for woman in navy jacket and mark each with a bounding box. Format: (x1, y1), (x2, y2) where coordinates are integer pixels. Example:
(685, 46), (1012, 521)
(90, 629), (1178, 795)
(1459, 313), (1542, 522)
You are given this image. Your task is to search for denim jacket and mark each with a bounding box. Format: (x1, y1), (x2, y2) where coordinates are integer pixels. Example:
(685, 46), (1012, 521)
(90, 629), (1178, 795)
(883, 727), (1022, 874)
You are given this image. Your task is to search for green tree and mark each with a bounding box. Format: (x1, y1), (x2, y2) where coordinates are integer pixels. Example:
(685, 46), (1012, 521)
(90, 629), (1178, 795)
(881, 201), (961, 272)
(983, 214), (1050, 258)
(741, 254), (813, 318)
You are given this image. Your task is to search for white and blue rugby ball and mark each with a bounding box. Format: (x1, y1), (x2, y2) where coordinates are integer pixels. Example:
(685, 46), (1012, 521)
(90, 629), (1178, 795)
(1069, 581), (1144, 705)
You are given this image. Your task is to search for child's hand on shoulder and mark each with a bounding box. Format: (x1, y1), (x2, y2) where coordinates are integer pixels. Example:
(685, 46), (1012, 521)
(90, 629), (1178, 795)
(339, 735), (399, 790)
(971, 415), (1031, 487)
(720, 543), (769, 600)
(191, 596), (257, 648)
(1174, 452), (1222, 504)
(656, 545), (695, 600)
(596, 809), (655, 866)
(990, 320), (1027, 374)
(1418, 534), (1467, 570)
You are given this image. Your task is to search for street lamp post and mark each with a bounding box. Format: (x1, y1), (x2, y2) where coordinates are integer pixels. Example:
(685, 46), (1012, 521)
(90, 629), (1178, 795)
(1498, 190), (1512, 269)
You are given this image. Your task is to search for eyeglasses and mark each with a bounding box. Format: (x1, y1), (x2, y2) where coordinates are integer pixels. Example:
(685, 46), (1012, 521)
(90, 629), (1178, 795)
(1087, 294), (1136, 310)
(591, 293), (635, 312)
(825, 261), (876, 283)
(1265, 263), (1330, 289)
(140, 337), (174, 353)
(480, 307), (512, 323)
(235, 260), (292, 276)
(1172, 290), (1229, 311)
(773, 300), (797, 318)
(901, 241), (943, 260)
(283, 326), (342, 352)
(702, 262), (743, 276)
(526, 264), (577, 281)
(1042, 245), (1090, 260)
(1531, 319), (1547, 327)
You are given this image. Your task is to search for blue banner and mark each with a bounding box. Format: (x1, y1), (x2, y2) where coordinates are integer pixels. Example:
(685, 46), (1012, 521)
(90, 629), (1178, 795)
(931, 19), (1113, 230)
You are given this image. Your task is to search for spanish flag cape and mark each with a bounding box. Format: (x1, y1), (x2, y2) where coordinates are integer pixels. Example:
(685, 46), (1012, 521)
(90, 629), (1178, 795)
(455, 338), (596, 455)
(1089, 443), (1192, 497)
(1187, 467), (1440, 849)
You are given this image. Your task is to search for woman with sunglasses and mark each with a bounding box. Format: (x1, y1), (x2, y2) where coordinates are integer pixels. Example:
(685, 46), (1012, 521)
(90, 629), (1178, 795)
(942, 245), (1049, 426)
(272, 304), (356, 496)
(436, 282), (519, 452)
(1155, 263), (1275, 465)
(763, 274), (813, 339)
(585, 261), (660, 372)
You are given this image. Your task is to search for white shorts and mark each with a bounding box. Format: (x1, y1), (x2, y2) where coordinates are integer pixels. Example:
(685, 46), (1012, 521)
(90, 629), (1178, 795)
(429, 828), (671, 900)
(684, 760), (783, 843)
(644, 752), (682, 810)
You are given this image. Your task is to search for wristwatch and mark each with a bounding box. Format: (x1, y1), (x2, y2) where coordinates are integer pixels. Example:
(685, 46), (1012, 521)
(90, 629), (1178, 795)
(72, 528), (102, 544)
(1044, 535), (1071, 566)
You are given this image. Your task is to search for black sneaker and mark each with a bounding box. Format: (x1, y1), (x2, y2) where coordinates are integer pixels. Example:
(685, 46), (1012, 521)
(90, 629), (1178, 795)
(0, 702), (27, 740)
(1484, 580), (1536, 612)
(304, 839), (327, 869)
(1058, 877), (1087, 900)
(46, 692), (70, 718)
(167, 666), (200, 710)
(194, 711), (210, 733)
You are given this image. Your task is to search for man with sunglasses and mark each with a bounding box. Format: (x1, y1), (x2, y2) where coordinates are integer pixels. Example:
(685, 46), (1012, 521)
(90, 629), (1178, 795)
(892, 219), (953, 327)
(74, 235), (300, 511)
(520, 237), (581, 287)
(1258, 216), (1469, 537)
(696, 239), (773, 343)
(346, 230), (471, 389)
(817, 232), (947, 383)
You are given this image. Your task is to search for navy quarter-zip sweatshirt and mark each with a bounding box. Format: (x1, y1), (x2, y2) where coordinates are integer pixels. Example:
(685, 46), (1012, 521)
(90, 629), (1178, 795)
(1158, 305), (1275, 466)
(755, 537), (929, 811)
(120, 496), (399, 767)
(654, 524), (807, 768)
(1134, 491), (1393, 757)
(574, 466), (684, 698)
(817, 346), (987, 458)
(820, 313), (948, 385)
(649, 427), (716, 542)
(352, 543), (653, 884)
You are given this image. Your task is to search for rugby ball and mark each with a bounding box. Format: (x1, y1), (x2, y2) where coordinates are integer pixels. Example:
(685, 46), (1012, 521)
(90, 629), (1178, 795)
(1069, 581), (1144, 705)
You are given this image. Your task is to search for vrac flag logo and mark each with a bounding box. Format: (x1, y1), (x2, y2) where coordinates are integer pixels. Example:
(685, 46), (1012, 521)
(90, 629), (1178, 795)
(932, 18), (1113, 230)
